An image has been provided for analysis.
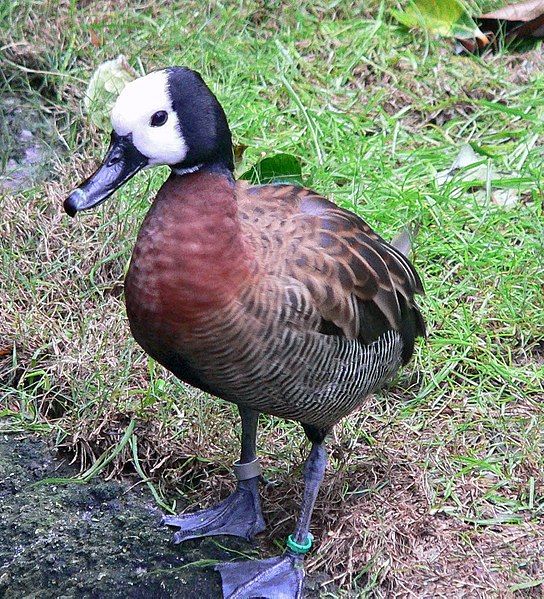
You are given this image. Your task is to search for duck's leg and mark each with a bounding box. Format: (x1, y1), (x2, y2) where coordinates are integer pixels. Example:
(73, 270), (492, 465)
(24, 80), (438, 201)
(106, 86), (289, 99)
(163, 407), (265, 542)
(215, 439), (328, 599)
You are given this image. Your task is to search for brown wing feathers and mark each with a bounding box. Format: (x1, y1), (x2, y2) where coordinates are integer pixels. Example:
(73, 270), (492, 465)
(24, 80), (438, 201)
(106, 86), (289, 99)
(240, 184), (425, 361)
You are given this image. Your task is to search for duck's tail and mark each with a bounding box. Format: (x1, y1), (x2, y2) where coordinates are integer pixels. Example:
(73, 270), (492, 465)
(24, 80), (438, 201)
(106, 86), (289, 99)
(391, 222), (421, 257)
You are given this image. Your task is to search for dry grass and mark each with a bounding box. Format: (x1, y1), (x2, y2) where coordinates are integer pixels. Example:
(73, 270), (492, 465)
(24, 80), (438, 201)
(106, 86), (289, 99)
(1, 1), (544, 597)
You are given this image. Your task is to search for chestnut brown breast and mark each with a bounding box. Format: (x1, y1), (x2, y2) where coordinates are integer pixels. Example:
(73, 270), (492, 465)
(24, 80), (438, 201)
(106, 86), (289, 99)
(126, 173), (253, 322)
(124, 171), (424, 429)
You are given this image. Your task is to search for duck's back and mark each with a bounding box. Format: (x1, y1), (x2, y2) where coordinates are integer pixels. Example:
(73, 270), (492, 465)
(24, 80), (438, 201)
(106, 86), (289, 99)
(126, 174), (425, 430)
(236, 181), (424, 352)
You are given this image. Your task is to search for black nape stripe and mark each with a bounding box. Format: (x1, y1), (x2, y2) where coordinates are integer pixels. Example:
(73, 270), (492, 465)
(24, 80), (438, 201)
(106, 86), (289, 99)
(165, 67), (234, 174)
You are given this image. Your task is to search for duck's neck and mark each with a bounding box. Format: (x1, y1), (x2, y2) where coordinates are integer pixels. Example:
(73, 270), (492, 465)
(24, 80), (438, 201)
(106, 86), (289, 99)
(127, 170), (253, 324)
(172, 162), (234, 180)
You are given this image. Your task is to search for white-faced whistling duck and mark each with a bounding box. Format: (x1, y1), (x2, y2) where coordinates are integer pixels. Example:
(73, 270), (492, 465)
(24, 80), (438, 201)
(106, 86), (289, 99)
(65, 67), (425, 599)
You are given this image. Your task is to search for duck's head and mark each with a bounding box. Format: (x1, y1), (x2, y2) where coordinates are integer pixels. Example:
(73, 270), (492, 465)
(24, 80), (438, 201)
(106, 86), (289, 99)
(64, 67), (233, 216)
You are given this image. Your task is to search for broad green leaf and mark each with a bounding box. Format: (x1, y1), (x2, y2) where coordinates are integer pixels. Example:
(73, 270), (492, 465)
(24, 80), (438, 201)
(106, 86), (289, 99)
(241, 153), (303, 185)
(84, 56), (138, 131)
(391, 0), (486, 41)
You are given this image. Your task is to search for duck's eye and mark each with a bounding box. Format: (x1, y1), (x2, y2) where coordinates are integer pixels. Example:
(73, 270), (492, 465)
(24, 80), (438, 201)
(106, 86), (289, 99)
(150, 111), (168, 127)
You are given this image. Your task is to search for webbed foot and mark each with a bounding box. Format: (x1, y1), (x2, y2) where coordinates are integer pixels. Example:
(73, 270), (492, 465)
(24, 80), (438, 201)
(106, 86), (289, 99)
(162, 477), (265, 542)
(215, 552), (304, 599)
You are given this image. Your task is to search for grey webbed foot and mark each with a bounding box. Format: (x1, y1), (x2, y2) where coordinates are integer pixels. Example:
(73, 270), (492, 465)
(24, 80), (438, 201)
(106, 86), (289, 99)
(215, 552), (304, 599)
(162, 477), (265, 542)
(215, 441), (327, 597)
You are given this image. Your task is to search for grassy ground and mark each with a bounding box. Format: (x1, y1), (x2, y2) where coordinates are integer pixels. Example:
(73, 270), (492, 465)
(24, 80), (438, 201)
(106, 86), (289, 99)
(1, 0), (543, 596)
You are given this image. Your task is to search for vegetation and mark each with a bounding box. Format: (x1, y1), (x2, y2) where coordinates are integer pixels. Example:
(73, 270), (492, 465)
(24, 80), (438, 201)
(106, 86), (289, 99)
(1, 1), (543, 596)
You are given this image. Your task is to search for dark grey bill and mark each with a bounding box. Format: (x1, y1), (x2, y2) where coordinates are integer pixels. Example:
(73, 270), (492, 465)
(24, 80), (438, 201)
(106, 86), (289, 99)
(64, 132), (148, 217)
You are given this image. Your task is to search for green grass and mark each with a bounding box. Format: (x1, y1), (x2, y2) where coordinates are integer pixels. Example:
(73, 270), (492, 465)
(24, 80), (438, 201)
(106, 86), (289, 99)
(1, 0), (543, 596)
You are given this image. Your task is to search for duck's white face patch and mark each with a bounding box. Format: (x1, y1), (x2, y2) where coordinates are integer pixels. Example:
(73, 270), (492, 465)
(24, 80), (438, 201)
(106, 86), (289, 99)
(111, 70), (187, 166)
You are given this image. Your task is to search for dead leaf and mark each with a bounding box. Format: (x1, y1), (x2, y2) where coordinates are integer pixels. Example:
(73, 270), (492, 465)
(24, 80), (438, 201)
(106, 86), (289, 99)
(90, 30), (101, 48)
(436, 144), (521, 208)
(491, 188), (520, 208)
(84, 56), (138, 131)
(435, 144), (491, 188)
(482, 0), (544, 21)
(458, 0), (544, 54)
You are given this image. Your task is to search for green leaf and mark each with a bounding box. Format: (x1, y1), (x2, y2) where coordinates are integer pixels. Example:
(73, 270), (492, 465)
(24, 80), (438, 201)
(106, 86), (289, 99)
(240, 153), (303, 185)
(84, 55), (138, 131)
(391, 0), (485, 41)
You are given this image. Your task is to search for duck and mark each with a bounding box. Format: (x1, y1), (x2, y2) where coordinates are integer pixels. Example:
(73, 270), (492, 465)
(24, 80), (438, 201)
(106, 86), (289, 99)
(65, 66), (425, 599)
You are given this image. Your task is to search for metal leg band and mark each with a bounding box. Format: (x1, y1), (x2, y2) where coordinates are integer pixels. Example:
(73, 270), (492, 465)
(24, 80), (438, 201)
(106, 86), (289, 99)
(233, 458), (262, 481)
